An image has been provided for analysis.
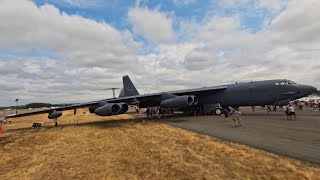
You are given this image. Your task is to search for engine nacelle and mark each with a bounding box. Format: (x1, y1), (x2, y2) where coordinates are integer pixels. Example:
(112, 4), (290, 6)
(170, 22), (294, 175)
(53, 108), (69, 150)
(94, 103), (121, 116)
(89, 101), (107, 113)
(48, 111), (62, 119)
(118, 103), (129, 114)
(160, 95), (195, 108)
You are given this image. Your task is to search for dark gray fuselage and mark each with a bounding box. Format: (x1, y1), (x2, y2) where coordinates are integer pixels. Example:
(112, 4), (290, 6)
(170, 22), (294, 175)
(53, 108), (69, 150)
(199, 79), (316, 107)
(138, 79), (317, 108)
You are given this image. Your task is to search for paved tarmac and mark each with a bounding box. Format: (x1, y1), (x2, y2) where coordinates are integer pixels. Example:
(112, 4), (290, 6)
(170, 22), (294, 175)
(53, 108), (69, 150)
(165, 107), (320, 164)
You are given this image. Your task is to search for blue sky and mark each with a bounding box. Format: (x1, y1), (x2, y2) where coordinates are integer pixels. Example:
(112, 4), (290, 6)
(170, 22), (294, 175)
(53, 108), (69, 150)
(0, 0), (319, 106)
(33, 0), (268, 34)
(31, 0), (273, 58)
(28, 0), (275, 59)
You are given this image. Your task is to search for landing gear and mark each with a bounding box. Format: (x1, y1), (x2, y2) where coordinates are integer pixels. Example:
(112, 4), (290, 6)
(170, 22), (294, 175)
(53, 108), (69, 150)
(215, 108), (222, 115)
(54, 118), (58, 127)
(214, 107), (230, 116)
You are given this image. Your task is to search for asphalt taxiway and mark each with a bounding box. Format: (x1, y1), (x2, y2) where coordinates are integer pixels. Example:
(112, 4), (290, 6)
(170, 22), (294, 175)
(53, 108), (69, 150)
(164, 107), (320, 164)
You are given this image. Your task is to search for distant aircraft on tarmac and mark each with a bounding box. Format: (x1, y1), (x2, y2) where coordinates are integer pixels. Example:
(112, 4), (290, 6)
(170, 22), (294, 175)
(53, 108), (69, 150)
(6, 75), (317, 126)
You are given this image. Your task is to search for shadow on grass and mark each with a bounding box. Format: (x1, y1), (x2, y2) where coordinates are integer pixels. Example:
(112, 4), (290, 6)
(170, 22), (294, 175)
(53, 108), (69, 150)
(60, 118), (148, 129)
(3, 117), (149, 133)
(3, 114), (222, 133)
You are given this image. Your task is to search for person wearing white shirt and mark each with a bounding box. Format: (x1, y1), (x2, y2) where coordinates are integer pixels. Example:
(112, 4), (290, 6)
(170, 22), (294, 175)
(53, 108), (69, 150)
(282, 106), (289, 120)
(288, 105), (296, 120)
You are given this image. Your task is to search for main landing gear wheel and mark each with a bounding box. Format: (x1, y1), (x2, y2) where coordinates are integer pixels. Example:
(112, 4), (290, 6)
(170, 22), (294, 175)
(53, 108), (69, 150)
(215, 108), (222, 115)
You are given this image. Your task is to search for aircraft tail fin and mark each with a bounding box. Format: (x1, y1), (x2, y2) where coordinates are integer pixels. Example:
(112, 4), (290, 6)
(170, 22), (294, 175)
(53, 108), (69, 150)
(119, 75), (139, 97)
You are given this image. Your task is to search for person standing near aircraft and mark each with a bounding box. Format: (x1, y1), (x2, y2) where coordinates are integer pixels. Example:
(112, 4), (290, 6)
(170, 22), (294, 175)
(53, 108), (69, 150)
(282, 105), (289, 120)
(229, 107), (242, 127)
(267, 106), (272, 116)
(146, 108), (151, 118)
(288, 105), (296, 120)
(251, 106), (255, 112)
(298, 101), (303, 110)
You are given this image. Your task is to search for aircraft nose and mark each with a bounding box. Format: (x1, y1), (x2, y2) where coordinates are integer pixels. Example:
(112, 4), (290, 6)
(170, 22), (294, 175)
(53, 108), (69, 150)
(305, 85), (317, 94)
(310, 86), (317, 93)
(298, 85), (317, 97)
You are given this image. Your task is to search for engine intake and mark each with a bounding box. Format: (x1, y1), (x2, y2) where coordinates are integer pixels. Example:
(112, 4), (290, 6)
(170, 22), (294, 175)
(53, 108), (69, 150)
(118, 103), (129, 114)
(192, 96), (198, 105)
(160, 95), (196, 108)
(94, 103), (121, 116)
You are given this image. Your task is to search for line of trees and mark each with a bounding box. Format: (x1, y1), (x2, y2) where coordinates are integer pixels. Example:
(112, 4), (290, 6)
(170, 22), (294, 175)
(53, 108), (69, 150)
(25, 103), (53, 109)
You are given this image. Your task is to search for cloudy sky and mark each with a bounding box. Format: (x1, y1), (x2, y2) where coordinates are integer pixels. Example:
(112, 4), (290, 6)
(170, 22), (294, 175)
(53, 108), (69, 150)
(0, 0), (319, 106)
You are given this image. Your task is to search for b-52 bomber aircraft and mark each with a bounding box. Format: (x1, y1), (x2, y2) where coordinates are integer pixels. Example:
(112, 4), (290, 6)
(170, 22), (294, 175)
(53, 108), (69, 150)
(7, 75), (317, 126)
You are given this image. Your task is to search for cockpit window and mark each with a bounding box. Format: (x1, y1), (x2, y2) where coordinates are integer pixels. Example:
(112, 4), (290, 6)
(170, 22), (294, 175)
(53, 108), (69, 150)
(287, 80), (296, 84)
(276, 80), (296, 86)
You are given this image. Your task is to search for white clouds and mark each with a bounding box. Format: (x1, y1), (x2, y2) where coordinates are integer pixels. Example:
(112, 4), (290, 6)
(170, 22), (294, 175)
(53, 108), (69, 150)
(144, 0), (320, 89)
(0, 0), (139, 66)
(267, 0), (320, 48)
(183, 50), (215, 70)
(0, 0), (141, 105)
(61, 0), (100, 7)
(219, 0), (291, 13)
(183, 16), (259, 50)
(0, 79), (23, 91)
(45, 0), (107, 8)
(257, 0), (291, 12)
(197, 16), (244, 48)
(0, 60), (20, 75)
(65, 67), (115, 79)
(172, 0), (196, 6)
(128, 7), (175, 43)
(219, 0), (250, 6)
(202, 16), (241, 33)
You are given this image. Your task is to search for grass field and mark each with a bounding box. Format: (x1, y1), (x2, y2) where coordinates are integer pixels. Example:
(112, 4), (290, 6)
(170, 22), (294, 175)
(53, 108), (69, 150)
(1, 109), (320, 179)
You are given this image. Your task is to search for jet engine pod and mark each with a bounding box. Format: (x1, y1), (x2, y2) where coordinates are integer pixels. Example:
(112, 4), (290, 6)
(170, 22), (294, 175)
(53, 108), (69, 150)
(94, 103), (121, 116)
(118, 103), (129, 114)
(160, 95), (194, 108)
(89, 101), (107, 113)
(48, 111), (62, 119)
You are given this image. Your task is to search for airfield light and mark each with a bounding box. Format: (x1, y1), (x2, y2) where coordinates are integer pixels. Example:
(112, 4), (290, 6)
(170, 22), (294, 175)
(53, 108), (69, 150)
(15, 99), (19, 114)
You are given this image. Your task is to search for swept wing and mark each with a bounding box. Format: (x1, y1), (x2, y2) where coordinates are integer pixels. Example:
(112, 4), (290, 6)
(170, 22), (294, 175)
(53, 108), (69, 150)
(6, 85), (227, 118)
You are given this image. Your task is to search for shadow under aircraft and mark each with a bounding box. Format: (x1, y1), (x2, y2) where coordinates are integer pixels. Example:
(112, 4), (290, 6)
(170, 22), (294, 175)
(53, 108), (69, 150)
(7, 75), (317, 126)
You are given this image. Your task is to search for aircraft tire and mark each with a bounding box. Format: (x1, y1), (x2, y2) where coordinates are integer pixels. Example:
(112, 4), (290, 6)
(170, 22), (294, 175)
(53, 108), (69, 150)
(215, 108), (222, 115)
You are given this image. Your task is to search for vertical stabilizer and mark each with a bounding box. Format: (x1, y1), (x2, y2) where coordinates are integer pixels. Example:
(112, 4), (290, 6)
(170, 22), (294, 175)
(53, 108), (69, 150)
(121, 75), (139, 97)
